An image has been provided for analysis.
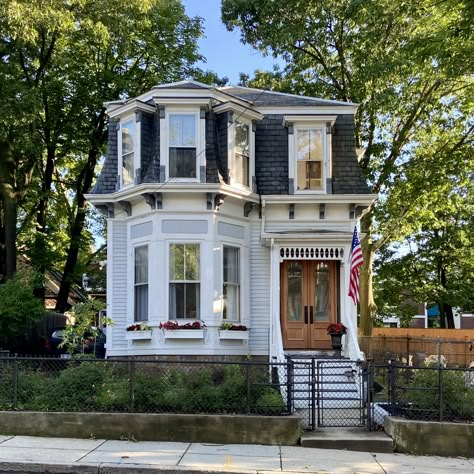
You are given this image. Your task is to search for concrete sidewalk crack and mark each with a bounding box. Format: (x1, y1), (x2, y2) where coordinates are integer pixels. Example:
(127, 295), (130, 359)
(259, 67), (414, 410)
(75, 439), (108, 463)
(371, 452), (387, 474)
(279, 444), (283, 471)
(177, 442), (192, 465)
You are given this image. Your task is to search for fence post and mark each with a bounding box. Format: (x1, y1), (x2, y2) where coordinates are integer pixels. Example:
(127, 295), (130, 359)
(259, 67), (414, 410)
(12, 359), (18, 409)
(388, 360), (396, 409)
(246, 364), (251, 415)
(364, 361), (372, 431)
(129, 360), (135, 413)
(437, 338), (442, 366)
(407, 336), (410, 366)
(286, 360), (293, 414)
(312, 359), (317, 430)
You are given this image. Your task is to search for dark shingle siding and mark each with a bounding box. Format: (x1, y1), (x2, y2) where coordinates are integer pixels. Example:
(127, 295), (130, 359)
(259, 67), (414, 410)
(91, 118), (119, 194)
(205, 111), (219, 183)
(217, 112), (230, 183)
(143, 111), (160, 183)
(140, 111), (154, 183)
(332, 116), (370, 194)
(255, 115), (289, 195)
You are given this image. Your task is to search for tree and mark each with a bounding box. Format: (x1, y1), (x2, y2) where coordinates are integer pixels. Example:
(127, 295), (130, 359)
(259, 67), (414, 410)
(222, 0), (474, 334)
(0, 1), (204, 305)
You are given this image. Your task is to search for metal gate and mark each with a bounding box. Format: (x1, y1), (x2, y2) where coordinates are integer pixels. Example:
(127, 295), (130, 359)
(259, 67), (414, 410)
(287, 358), (367, 430)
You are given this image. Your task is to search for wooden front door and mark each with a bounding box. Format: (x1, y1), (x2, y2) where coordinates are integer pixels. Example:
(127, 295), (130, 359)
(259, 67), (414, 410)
(280, 260), (337, 350)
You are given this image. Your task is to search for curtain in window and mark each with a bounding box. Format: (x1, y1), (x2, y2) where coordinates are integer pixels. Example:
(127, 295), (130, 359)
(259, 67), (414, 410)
(223, 247), (240, 320)
(134, 245), (148, 321)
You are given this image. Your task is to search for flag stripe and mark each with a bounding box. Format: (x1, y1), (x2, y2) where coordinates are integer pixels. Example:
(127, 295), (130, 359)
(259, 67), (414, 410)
(348, 226), (363, 305)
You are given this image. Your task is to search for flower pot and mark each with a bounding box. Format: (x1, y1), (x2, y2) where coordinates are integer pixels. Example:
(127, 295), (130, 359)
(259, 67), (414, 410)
(125, 330), (153, 341)
(329, 333), (343, 350)
(219, 330), (249, 341)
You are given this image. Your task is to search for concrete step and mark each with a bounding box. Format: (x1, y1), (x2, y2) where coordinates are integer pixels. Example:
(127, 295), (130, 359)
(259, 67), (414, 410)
(301, 428), (393, 453)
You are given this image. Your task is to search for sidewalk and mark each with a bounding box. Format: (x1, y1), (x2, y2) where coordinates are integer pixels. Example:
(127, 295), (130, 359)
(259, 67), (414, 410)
(0, 435), (472, 474)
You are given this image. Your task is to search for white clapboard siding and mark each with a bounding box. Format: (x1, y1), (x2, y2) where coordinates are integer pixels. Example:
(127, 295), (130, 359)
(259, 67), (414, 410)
(265, 221), (349, 233)
(110, 220), (128, 352)
(249, 219), (270, 354)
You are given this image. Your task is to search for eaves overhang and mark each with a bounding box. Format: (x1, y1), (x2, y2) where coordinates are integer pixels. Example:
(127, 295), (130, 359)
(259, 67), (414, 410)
(262, 194), (377, 206)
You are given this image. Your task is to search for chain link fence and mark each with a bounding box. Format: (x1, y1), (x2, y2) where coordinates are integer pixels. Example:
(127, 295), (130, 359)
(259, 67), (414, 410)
(0, 357), (290, 416)
(367, 363), (474, 427)
(360, 336), (474, 368)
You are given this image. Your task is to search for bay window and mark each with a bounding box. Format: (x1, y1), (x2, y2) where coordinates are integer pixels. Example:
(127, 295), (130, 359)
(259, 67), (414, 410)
(296, 128), (324, 191)
(134, 245), (148, 321)
(169, 243), (200, 319)
(223, 246), (240, 321)
(169, 113), (197, 178)
(121, 119), (135, 187)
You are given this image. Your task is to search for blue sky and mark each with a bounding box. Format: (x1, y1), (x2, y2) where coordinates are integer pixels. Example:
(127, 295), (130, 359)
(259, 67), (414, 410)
(183, 0), (282, 84)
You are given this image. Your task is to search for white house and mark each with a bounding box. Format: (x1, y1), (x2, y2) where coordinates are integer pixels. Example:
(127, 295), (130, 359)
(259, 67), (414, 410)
(86, 81), (375, 361)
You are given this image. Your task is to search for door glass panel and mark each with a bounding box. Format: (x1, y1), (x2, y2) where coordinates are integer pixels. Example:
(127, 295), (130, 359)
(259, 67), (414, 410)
(314, 262), (330, 321)
(287, 262), (302, 321)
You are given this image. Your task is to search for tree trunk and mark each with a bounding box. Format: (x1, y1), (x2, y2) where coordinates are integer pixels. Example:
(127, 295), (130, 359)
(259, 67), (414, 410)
(55, 147), (100, 312)
(0, 141), (17, 281)
(445, 304), (455, 329)
(359, 215), (377, 336)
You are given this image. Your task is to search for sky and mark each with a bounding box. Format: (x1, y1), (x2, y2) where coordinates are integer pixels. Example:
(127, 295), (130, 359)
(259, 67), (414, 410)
(183, 0), (282, 84)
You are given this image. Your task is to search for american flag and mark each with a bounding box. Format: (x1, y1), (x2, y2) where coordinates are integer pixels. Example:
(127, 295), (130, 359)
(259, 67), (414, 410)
(348, 226), (363, 305)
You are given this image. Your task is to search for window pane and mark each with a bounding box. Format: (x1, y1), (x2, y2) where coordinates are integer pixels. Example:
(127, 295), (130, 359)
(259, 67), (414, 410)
(287, 262), (302, 321)
(169, 148), (196, 178)
(134, 285), (148, 321)
(297, 129), (322, 161)
(169, 114), (196, 147)
(184, 244), (199, 281)
(122, 152), (134, 186)
(314, 263), (330, 321)
(224, 247), (239, 284)
(122, 120), (134, 155)
(135, 246), (148, 284)
(185, 283), (200, 319)
(223, 284), (240, 320)
(296, 160), (322, 190)
(170, 244), (185, 281)
(169, 283), (199, 319)
(233, 153), (249, 187)
(169, 283), (184, 319)
(235, 122), (249, 156)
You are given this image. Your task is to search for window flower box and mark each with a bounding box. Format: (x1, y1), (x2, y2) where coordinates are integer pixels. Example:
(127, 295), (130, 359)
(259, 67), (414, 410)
(125, 330), (152, 341)
(163, 329), (205, 340)
(219, 330), (249, 341)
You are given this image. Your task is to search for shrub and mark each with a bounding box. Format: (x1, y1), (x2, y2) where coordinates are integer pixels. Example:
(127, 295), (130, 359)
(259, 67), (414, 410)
(253, 387), (286, 415)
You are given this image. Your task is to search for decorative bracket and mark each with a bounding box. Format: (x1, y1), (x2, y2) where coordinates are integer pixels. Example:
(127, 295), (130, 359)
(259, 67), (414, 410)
(214, 193), (225, 211)
(143, 192), (162, 210)
(244, 202), (256, 217)
(96, 203), (114, 218)
(289, 203), (295, 220)
(319, 203), (325, 220)
(118, 200), (132, 216)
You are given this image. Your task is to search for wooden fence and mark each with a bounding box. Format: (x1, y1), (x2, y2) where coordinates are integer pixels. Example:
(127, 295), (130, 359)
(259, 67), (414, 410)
(359, 329), (474, 368)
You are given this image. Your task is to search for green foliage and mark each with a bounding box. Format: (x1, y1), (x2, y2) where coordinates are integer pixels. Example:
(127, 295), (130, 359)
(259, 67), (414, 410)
(1, 361), (286, 416)
(403, 368), (474, 419)
(60, 298), (110, 356)
(0, 270), (45, 338)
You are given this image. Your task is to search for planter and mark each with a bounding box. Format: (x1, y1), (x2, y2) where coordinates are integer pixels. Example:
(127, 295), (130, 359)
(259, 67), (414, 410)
(329, 333), (343, 350)
(125, 330), (152, 341)
(219, 330), (249, 341)
(163, 329), (205, 340)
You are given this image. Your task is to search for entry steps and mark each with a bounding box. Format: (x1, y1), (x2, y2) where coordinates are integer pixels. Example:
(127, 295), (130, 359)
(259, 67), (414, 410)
(285, 354), (364, 427)
(301, 428), (394, 453)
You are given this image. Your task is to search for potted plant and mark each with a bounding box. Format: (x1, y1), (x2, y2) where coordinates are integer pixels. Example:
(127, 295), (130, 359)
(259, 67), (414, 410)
(159, 320), (206, 339)
(219, 322), (249, 341)
(327, 322), (347, 351)
(125, 322), (152, 340)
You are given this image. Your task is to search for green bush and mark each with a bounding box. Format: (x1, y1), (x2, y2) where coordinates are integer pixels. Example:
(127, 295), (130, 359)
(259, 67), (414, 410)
(403, 368), (474, 419)
(253, 387), (286, 415)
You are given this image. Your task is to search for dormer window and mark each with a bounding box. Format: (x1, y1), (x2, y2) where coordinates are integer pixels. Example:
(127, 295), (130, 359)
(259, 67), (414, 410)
(169, 113), (197, 178)
(231, 120), (250, 187)
(296, 128), (324, 191)
(285, 115), (336, 194)
(121, 119), (135, 186)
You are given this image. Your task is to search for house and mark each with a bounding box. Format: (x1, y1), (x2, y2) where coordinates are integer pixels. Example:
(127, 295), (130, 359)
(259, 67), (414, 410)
(85, 81), (375, 361)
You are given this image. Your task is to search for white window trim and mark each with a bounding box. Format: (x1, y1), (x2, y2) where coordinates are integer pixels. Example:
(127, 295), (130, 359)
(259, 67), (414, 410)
(166, 241), (202, 321)
(221, 244), (242, 322)
(127, 242), (150, 327)
(228, 117), (254, 191)
(117, 114), (141, 190)
(133, 244), (149, 322)
(288, 121), (332, 195)
(160, 107), (205, 182)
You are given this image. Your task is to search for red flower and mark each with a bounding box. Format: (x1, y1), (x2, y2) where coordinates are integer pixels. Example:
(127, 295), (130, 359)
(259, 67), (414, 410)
(159, 321), (205, 330)
(327, 323), (347, 335)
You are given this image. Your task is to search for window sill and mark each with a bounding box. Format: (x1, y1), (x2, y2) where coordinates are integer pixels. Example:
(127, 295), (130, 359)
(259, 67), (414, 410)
(163, 329), (205, 340)
(125, 330), (153, 341)
(219, 330), (249, 341)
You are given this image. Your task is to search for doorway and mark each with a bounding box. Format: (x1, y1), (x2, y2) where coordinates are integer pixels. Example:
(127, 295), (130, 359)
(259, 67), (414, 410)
(280, 260), (338, 350)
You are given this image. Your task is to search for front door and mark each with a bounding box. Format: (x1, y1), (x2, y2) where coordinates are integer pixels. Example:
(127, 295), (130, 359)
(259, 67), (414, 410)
(280, 260), (337, 350)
